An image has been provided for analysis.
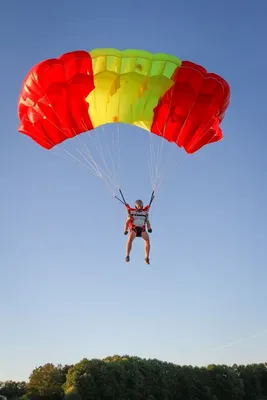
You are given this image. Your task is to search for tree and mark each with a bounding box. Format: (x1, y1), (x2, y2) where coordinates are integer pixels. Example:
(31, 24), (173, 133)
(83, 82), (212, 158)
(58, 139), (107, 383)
(0, 380), (26, 399)
(27, 363), (70, 400)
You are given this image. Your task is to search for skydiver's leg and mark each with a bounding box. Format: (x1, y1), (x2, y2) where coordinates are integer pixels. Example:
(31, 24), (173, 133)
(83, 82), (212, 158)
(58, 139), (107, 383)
(125, 230), (136, 262)
(141, 231), (150, 264)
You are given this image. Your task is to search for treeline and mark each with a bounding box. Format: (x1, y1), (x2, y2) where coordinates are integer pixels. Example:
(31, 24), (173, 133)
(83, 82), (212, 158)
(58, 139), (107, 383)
(1, 355), (267, 400)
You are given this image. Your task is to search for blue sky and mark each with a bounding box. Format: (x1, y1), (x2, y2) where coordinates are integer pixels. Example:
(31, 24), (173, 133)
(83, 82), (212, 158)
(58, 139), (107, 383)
(1, 0), (267, 382)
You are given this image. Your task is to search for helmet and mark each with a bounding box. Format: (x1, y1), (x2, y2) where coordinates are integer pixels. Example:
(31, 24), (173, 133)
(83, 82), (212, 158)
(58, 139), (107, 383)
(135, 199), (143, 209)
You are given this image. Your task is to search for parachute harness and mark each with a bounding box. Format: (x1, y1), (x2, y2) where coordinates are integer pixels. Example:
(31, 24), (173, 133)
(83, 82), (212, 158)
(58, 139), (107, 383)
(114, 188), (155, 210)
(115, 188), (154, 233)
(114, 188), (155, 228)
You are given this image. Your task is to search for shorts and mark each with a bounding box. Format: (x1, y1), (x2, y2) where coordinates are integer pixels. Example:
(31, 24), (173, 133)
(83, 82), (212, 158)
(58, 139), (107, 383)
(131, 226), (146, 237)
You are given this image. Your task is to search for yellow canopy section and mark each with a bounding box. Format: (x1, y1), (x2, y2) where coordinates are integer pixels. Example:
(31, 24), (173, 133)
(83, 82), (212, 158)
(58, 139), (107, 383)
(86, 48), (182, 131)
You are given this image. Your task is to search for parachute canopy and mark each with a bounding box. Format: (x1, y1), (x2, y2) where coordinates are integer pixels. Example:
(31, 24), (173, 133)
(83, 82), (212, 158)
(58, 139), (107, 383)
(18, 48), (230, 154)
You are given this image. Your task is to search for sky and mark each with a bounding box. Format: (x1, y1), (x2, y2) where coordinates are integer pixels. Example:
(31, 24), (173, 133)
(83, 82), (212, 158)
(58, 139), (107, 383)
(1, 0), (267, 382)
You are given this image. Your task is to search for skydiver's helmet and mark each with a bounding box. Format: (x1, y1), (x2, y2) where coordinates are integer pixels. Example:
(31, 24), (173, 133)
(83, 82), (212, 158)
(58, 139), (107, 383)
(135, 199), (143, 210)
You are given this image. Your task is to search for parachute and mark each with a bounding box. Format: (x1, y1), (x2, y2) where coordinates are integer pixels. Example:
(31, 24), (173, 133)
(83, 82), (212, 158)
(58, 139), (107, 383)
(18, 48), (230, 154)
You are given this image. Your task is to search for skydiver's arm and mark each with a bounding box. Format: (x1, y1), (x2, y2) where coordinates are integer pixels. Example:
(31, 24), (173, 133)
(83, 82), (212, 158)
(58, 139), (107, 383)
(124, 217), (130, 233)
(146, 217), (152, 231)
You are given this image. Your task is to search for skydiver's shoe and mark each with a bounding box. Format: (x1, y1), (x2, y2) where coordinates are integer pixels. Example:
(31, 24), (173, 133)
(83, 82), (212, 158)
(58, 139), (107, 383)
(144, 257), (150, 265)
(125, 255), (130, 262)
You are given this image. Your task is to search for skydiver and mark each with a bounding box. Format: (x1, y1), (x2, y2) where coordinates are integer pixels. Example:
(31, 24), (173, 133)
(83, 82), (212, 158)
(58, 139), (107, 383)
(124, 199), (152, 264)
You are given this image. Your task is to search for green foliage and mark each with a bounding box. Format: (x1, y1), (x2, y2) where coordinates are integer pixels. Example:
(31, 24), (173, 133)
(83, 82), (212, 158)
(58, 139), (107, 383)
(0, 380), (26, 399)
(63, 356), (267, 400)
(26, 363), (71, 400)
(2, 356), (267, 400)
(64, 386), (81, 400)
